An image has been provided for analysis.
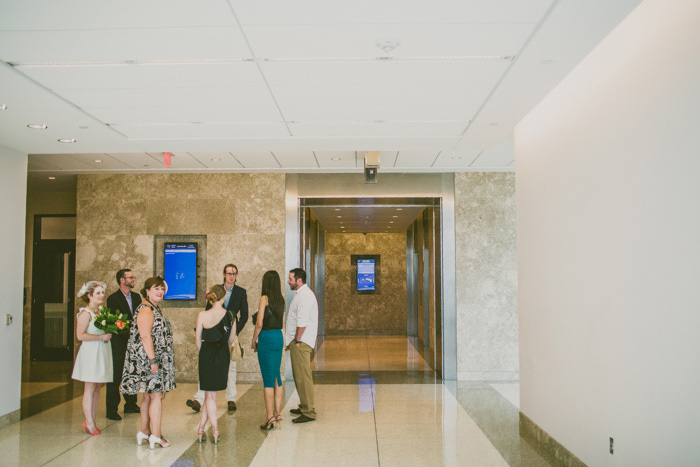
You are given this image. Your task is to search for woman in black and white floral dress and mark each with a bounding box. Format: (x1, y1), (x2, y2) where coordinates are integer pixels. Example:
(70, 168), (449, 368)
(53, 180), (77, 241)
(120, 276), (175, 449)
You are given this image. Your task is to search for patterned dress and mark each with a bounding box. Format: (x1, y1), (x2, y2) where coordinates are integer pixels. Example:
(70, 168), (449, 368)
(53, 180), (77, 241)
(120, 303), (176, 394)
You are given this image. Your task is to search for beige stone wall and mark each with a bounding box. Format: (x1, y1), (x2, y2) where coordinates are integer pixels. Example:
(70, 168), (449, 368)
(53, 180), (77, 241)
(324, 232), (407, 335)
(455, 172), (518, 380)
(75, 173), (285, 382)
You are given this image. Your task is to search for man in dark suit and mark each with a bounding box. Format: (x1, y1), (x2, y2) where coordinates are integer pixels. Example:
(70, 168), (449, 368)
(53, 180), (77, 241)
(186, 263), (248, 412)
(105, 268), (142, 420)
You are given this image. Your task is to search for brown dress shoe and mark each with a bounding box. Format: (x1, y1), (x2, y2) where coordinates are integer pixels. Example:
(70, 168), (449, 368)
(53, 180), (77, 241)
(228, 401), (237, 411)
(186, 399), (201, 413)
(289, 408), (302, 415)
(292, 414), (315, 423)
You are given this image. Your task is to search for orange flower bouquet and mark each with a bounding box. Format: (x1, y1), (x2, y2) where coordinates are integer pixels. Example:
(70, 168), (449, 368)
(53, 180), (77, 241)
(93, 306), (132, 335)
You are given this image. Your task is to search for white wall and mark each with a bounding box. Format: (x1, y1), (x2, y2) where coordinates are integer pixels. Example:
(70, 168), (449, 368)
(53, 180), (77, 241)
(516, 0), (700, 464)
(0, 144), (28, 421)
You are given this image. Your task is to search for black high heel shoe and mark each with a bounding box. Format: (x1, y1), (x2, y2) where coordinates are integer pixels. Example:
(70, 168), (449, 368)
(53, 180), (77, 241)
(260, 416), (275, 430)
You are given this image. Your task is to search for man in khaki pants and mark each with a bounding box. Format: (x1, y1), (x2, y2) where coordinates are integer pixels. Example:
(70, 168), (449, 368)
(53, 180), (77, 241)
(285, 268), (319, 423)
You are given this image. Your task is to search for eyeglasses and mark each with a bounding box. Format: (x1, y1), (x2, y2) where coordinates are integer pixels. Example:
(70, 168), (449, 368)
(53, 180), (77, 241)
(225, 272), (238, 276)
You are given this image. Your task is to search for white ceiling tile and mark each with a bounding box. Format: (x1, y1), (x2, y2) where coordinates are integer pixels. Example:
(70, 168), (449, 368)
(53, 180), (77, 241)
(281, 105), (472, 123)
(232, 0), (552, 25)
(272, 151), (318, 168)
(146, 152), (205, 169)
(231, 152), (280, 169)
(56, 87), (275, 109)
(0, 27), (251, 63)
(394, 151), (440, 168)
(67, 153), (134, 170)
(260, 60), (509, 87)
(0, 65), (145, 154)
(105, 153), (161, 169)
(244, 24), (534, 58)
(454, 0), (643, 151)
(117, 124), (290, 140)
(273, 84), (491, 108)
(27, 159), (60, 170)
(290, 122), (464, 138)
(29, 154), (95, 170)
(432, 150), (483, 168)
(0, 1), (237, 29)
(84, 106), (282, 125)
(187, 152), (244, 169)
(315, 151), (357, 168)
(20, 63), (266, 90)
(470, 139), (515, 168)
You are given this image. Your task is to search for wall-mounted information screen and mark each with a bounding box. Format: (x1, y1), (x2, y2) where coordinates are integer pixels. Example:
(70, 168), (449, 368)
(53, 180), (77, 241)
(163, 242), (197, 300)
(357, 258), (376, 291)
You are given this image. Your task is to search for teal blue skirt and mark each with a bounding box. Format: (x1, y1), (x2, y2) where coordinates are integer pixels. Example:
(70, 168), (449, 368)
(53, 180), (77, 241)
(257, 329), (283, 388)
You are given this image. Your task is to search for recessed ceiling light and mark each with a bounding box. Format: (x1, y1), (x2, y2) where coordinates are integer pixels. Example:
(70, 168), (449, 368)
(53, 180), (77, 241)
(392, 215), (398, 218)
(27, 124), (48, 129)
(452, 156), (461, 160)
(334, 208), (341, 211)
(390, 221), (395, 224)
(340, 226), (345, 229)
(211, 158), (221, 162)
(337, 216), (342, 218)
(94, 159), (103, 163)
(58, 138), (76, 143)
(0, 104), (7, 110)
(48, 176), (56, 180)
(396, 208), (402, 211)
(331, 157), (341, 161)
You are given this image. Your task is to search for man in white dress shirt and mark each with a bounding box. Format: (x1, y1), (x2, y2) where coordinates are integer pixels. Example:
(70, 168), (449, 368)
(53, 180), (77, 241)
(285, 268), (318, 423)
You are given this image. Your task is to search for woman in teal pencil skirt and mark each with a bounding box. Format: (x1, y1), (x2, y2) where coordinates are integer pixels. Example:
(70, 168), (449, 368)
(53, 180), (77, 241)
(251, 270), (285, 430)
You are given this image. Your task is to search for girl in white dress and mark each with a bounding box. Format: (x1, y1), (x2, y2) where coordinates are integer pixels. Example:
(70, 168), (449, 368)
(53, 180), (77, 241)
(71, 281), (113, 435)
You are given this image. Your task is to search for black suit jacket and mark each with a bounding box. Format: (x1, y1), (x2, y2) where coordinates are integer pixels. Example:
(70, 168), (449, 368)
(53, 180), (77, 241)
(205, 284), (248, 335)
(106, 289), (142, 350)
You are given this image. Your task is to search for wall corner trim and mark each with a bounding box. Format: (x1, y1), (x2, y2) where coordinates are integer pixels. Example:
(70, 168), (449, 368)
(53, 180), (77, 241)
(0, 409), (20, 430)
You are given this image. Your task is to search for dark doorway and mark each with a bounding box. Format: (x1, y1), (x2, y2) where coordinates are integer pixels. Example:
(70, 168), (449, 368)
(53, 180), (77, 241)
(30, 215), (76, 361)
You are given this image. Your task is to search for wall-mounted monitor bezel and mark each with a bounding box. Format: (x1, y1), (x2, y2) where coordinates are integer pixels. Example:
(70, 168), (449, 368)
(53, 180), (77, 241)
(163, 242), (198, 300)
(351, 254), (381, 295)
(154, 235), (207, 308)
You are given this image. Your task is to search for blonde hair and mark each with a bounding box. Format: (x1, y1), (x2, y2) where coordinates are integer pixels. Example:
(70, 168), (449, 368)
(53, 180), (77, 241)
(77, 281), (107, 304)
(206, 284), (227, 306)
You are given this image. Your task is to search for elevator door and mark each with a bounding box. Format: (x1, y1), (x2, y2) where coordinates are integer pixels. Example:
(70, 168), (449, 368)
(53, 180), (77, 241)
(30, 216), (76, 361)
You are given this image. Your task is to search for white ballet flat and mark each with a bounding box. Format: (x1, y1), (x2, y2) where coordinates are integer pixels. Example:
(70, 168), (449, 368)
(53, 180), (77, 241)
(136, 431), (149, 446)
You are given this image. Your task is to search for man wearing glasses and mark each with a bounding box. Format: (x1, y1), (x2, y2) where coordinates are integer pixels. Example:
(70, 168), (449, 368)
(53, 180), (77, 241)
(187, 263), (249, 412)
(106, 268), (142, 420)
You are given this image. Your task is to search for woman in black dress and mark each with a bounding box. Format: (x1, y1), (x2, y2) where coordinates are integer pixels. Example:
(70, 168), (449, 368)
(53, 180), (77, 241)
(195, 284), (234, 443)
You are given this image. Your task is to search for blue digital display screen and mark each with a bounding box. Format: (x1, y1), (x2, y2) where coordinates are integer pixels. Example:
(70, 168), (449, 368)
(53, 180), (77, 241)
(163, 242), (197, 300)
(357, 259), (376, 291)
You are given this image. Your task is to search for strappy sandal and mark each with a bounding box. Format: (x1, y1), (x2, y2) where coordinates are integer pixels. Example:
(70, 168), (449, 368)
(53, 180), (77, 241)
(149, 434), (170, 449)
(260, 416), (275, 430)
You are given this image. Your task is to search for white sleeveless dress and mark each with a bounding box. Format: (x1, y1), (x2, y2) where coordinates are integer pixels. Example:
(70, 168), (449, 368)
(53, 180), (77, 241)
(71, 307), (113, 383)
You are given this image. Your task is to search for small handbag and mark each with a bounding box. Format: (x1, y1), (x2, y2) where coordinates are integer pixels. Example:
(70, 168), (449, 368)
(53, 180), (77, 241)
(229, 312), (244, 362)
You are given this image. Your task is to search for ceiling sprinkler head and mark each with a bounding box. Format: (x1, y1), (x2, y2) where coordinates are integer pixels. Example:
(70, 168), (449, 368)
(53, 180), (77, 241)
(375, 37), (400, 54)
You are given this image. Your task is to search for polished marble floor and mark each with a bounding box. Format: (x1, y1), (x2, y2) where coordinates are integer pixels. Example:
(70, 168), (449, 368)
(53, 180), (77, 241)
(4, 337), (559, 466)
